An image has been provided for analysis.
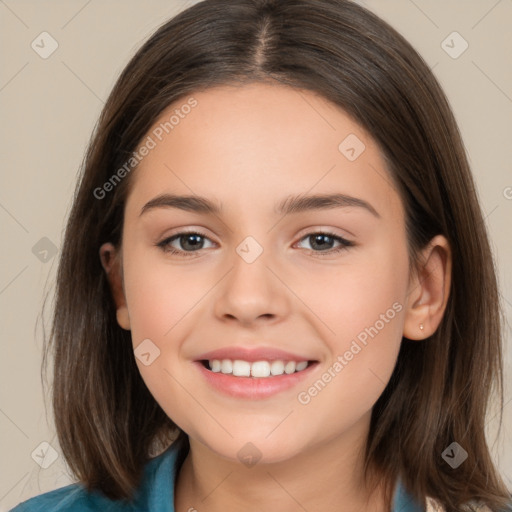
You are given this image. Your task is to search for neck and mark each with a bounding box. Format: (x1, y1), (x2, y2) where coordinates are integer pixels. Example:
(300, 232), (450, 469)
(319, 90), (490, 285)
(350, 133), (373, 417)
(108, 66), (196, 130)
(174, 413), (390, 512)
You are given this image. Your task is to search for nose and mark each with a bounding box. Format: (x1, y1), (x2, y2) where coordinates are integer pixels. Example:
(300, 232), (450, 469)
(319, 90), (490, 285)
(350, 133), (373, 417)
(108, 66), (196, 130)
(213, 246), (291, 327)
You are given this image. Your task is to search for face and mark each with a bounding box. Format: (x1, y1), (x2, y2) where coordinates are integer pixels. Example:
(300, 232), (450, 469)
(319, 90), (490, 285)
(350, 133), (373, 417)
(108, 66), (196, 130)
(106, 82), (416, 463)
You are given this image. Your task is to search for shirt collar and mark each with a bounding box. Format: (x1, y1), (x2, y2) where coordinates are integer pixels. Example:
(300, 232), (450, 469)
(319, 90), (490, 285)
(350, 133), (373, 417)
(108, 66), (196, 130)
(132, 440), (182, 512)
(392, 476), (424, 512)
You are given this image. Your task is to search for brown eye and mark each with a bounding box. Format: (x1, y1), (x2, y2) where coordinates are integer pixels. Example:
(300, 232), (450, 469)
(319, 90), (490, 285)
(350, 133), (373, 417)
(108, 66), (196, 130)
(296, 232), (353, 255)
(157, 231), (214, 256)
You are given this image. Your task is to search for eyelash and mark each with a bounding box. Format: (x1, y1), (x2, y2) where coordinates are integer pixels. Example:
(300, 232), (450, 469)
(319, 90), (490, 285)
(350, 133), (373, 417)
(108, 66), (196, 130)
(156, 229), (354, 257)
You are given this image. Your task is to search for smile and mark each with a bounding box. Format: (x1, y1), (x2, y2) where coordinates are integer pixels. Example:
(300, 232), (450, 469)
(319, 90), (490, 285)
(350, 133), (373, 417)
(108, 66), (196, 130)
(195, 359), (319, 400)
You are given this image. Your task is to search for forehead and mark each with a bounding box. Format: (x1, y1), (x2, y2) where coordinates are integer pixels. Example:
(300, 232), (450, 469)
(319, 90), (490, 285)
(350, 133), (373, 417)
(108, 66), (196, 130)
(125, 82), (403, 222)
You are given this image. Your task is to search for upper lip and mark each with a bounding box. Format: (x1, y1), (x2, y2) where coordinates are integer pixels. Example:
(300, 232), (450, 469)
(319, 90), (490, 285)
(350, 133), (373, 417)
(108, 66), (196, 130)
(195, 346), (315, 362)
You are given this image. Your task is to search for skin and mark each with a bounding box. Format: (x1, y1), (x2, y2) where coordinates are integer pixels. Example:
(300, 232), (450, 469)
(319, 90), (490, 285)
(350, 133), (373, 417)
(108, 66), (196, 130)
(100, 82), (451, 512)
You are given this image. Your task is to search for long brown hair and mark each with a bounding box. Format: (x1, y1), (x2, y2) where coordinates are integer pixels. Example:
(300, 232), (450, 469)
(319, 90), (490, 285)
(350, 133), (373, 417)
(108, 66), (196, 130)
(43, 0), (511, 509)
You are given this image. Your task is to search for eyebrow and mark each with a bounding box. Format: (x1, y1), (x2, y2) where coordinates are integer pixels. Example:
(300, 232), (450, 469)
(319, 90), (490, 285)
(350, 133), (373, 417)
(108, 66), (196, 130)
(139, 193), (380, 218)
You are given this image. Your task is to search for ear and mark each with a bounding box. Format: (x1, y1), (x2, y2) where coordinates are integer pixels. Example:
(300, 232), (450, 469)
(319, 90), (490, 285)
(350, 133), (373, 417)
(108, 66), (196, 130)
(99, 242), (131, 330)
(403, 234), (452, 341)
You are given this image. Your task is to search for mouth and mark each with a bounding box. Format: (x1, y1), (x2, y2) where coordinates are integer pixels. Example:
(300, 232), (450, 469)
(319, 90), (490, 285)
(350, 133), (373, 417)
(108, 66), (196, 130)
(199, 358), (314, 377)
(194, 357), (319, 399)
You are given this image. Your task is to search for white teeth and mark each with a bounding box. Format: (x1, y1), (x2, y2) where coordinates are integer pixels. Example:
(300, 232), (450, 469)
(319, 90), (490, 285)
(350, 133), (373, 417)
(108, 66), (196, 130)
(284, 361), (296, 374)
(296, 361), (308, 371)
(270, 360), (284, 375)
(207, 359), (310, 377)
(251, 361), (270, 378)
(221, 359), (232, 374)
(210, 359), (221, 372)
(232, 360), (251, 377)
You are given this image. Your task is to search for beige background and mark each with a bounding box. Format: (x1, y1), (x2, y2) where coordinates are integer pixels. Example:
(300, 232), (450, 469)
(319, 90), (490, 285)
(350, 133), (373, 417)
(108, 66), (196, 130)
(1, 0), (511, 509)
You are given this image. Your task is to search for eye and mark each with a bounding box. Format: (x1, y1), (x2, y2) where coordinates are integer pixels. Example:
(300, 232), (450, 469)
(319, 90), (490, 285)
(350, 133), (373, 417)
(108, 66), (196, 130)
(295, 231), (354, 255)
(156, 230), (354, 257)
(156, 230), (215, 256)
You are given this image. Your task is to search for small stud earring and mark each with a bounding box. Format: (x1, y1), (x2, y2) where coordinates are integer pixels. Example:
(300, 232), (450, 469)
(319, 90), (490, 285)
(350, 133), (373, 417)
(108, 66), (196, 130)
(419, 323), (424, 330)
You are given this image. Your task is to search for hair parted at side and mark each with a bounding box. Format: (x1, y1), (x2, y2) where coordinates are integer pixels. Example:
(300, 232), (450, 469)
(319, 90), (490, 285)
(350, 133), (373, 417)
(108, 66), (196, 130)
(43, 0), (511, 509)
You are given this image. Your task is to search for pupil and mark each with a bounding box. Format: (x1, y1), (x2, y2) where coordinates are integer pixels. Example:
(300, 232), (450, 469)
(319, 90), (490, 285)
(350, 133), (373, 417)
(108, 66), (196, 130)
(183, 234), (202, 250)
(312, 234), (332, 250)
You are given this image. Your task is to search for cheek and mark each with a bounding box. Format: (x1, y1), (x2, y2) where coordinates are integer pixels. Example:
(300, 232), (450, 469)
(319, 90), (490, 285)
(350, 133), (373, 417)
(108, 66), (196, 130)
(305, 243), (408, 349)
(121, 250), (205, 432)
(324, 249), (406, 383)
(122, 250), (207, 343)
(304, 242), (408, 400)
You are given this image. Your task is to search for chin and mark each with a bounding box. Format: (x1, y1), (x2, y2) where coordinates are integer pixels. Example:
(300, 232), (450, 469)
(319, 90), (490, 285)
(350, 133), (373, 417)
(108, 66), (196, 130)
(195, 431), (307, 467)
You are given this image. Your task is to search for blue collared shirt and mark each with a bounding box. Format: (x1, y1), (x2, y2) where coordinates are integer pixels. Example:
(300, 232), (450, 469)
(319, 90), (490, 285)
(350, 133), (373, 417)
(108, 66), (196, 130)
(9, 442), (425, 511)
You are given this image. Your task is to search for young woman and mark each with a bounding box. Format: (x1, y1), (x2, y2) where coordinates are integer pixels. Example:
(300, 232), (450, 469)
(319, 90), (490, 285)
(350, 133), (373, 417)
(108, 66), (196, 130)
(11, 0), (512, 511)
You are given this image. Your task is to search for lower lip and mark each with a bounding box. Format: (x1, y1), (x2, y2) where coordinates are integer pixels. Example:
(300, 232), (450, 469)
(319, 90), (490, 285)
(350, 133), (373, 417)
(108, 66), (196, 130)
(194, 361), (318, 399)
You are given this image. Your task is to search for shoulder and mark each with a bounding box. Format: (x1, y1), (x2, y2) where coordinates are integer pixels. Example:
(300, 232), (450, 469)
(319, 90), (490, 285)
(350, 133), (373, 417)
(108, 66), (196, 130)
(9, 441), (184, 512)
(8, 482), (122, 512)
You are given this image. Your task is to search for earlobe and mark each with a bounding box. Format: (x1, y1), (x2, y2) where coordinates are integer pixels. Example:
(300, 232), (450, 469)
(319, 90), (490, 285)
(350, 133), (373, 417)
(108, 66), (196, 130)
(99, 242), (131, 330)
(115, 307), (131, 331)
(403, 235), (452, 341)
